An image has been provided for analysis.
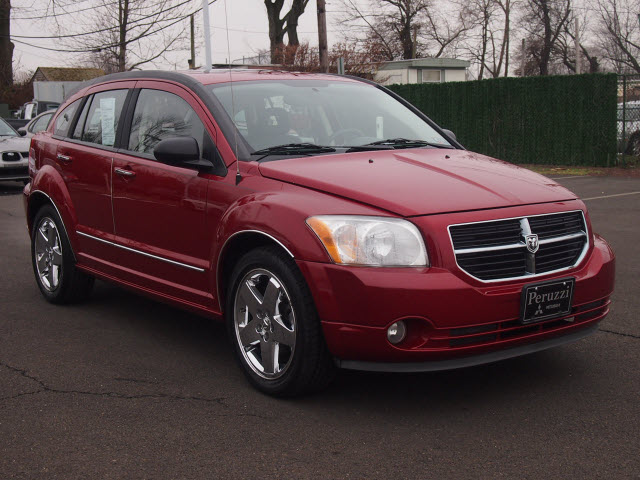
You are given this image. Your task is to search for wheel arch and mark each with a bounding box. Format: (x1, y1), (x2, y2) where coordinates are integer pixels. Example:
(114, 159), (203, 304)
(27, 189), (78, 261)
(216, 230), (295, 313)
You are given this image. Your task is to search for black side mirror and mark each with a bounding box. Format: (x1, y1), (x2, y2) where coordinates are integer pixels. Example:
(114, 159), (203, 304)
(153, 136), (200, 165)
(18, 129), (27, 137)
(442, 129), (457, 142)
(442, 128), (458, 142)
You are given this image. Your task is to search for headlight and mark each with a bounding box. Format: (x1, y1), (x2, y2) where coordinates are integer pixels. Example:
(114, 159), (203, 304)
(306, 215), (428, 267)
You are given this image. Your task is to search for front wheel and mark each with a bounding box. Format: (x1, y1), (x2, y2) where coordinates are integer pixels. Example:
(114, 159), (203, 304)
(226, 246), (335, 396)
(31, 205), (94, 304)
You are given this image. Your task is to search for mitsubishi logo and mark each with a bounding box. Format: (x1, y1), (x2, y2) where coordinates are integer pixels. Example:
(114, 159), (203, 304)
(525, 234), (539, 254)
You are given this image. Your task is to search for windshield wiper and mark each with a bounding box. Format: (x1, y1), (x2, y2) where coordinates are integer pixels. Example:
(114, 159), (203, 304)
(346, 138), (453, 152)
(251, 143), (336, 159)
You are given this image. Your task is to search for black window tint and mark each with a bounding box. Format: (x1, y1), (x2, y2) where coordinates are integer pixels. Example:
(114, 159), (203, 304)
(81, 90), (128, 147)
(54, 100), (80, 137)
(72, 96), (92, 140)
(128, 89), (210, 156)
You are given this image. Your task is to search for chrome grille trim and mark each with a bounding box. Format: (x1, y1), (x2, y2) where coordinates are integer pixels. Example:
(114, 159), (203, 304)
(448, 210), (590, 283)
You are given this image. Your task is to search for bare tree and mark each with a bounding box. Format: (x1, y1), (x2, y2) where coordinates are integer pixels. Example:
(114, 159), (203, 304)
(595, 0), (640, 73)
(520, 0), (572, 75)
(49, 0), (193, 72)
(554, 12), (601, 74)
(339, 0), (469, 60)
(264, 0), (309, 64)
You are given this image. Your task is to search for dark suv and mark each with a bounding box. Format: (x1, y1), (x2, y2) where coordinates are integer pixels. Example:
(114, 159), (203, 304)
(25, 70), (615, 396)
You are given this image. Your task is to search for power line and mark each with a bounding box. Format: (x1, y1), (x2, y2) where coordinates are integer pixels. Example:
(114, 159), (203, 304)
(11, 0), (218, 54)
(9, 0), (196, 40)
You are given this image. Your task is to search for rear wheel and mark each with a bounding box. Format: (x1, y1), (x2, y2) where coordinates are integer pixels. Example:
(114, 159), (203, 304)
(226, 246), (335, 396)
(31, 205), (94, 304)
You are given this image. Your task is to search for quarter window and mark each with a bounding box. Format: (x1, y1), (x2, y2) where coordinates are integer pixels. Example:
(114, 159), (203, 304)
(79, 90), (128, 147)
(30, 113), (52, 133)
(54, 100), (80, 137)
(128, 89), (210, 157)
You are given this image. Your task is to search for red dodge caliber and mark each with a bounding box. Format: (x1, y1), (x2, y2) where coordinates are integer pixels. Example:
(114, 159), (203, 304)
(24, 70), (615, 396)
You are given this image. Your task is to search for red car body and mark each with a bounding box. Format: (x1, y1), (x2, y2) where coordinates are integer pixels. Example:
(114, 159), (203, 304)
(24, 70), (615, 390)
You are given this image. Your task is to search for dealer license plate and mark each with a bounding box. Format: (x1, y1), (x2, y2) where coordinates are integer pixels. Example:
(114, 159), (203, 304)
(520, 278), (575, 324)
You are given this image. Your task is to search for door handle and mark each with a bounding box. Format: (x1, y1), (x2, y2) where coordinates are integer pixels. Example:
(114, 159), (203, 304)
(114, 167), (136, 178)
(56, 154), (72, 163)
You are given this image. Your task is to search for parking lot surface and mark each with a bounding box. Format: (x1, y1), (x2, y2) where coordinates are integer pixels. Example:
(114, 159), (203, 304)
(1, 176), (639, 479)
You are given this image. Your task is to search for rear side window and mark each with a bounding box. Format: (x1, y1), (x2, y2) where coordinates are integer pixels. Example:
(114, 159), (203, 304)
(128, 89), (210, 156)
(78, 90), (128, 147)
(54, 100), (80, 137)
(30, 113), (52, 133)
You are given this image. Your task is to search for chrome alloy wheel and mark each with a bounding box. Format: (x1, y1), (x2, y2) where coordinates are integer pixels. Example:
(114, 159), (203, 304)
(34, 217), (63, 291)
(234, 269), (296, 379)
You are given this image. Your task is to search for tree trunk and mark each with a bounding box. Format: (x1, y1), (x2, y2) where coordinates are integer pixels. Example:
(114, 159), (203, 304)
(286, 0), (308, 47)
(265, 0), (286, 63)
(0, 0), (13, 86)
(539, 0), (552, 75)
(118, 0), (129, 72)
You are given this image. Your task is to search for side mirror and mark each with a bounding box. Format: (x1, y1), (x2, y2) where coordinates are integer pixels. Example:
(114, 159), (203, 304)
(153, 136), (200, 165)
(442, 128), (457, 142)
(18, 129), (27, 137)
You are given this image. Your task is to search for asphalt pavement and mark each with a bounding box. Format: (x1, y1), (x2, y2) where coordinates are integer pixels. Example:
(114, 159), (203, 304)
(1, 176), (639, 479)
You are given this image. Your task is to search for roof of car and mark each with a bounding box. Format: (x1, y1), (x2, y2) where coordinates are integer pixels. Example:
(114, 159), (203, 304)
(74, 68), (362, 90)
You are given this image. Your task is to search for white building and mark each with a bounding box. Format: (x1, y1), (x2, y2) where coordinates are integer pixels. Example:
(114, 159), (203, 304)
(374, 58), (470, 86)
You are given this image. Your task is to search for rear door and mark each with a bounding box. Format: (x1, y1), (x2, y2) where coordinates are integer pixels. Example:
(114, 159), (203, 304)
(110, 82), (219, 306)
(55, 83), (134, 263)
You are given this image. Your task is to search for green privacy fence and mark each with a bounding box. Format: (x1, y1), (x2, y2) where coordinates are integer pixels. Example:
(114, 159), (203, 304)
(388, 73), (618, 167)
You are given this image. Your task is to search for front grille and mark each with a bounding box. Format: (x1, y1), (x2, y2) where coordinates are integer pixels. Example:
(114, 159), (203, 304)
(449, 211), (588, 281)
(2, 151), (22, 162)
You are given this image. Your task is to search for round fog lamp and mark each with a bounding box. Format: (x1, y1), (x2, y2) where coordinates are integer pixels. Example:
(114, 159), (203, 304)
(387, 321), (407, 345)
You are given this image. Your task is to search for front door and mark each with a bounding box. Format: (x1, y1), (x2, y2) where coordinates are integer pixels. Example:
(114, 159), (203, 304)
(110, 84), (217, 307)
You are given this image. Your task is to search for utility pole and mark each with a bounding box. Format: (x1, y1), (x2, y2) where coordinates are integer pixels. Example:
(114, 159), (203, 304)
(574, 17), (581, 74)
(317, 0), (328, 72)
(189, 14), (196, 69)
(202, 0), (212, 73)
(521, 38), (526, 77)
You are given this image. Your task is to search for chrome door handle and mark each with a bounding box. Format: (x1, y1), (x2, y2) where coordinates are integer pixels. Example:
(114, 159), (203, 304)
(56, 154), (72, 163)
(114, 167), (136, 178)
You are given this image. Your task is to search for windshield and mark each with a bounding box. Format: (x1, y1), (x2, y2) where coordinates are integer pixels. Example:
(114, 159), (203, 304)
(0, 118), (18, 136)
(209, 79), (451, 158)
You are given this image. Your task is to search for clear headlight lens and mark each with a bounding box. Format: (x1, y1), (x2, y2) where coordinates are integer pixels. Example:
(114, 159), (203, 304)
(306, 215), (428, 267)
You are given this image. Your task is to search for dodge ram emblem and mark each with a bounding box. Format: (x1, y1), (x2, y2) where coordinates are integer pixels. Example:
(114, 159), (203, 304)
(525, 234), (539, 253)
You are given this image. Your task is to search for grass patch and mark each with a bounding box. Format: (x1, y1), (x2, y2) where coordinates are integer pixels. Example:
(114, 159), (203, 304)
(522, 165), (601, 176)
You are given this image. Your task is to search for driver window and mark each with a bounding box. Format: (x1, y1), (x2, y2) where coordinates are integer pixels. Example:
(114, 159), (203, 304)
(128, 89), (209, 158)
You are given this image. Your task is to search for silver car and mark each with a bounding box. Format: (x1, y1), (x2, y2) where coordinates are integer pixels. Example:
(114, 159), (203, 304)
(0, 117), (32, 184)
(18, 109), (56, 138)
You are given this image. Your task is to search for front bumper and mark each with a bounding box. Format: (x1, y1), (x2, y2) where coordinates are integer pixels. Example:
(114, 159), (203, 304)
(296, 231), (614, 367)
(0, 162), (28, 181)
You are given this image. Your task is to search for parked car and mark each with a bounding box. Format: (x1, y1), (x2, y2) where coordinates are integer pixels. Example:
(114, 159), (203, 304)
(17, 109), (56, 138)
(25, 70), (615, 396)
(0, 117), (31, 184)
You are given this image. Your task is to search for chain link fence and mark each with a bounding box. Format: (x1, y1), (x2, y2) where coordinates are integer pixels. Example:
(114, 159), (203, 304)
(618, 75), (640, 158)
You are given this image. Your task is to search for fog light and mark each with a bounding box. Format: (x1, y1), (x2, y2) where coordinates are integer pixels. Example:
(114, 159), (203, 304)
(387, 321), (407, 345)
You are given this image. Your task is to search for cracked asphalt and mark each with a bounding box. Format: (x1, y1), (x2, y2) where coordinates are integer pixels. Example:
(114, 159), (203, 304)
(1, 176), (639, 479)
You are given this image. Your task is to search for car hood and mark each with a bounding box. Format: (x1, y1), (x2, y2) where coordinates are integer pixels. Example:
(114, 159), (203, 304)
(0, 136), (30, 151)
(258, 149), (578, 216)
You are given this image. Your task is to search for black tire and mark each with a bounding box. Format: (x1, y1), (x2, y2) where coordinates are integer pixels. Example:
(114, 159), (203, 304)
(31, 205), (94, 304)
(226, 245), (335, 396)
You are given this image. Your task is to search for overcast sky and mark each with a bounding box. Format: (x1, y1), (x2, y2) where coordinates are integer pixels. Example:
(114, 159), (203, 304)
(11, 0), (357, 75)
